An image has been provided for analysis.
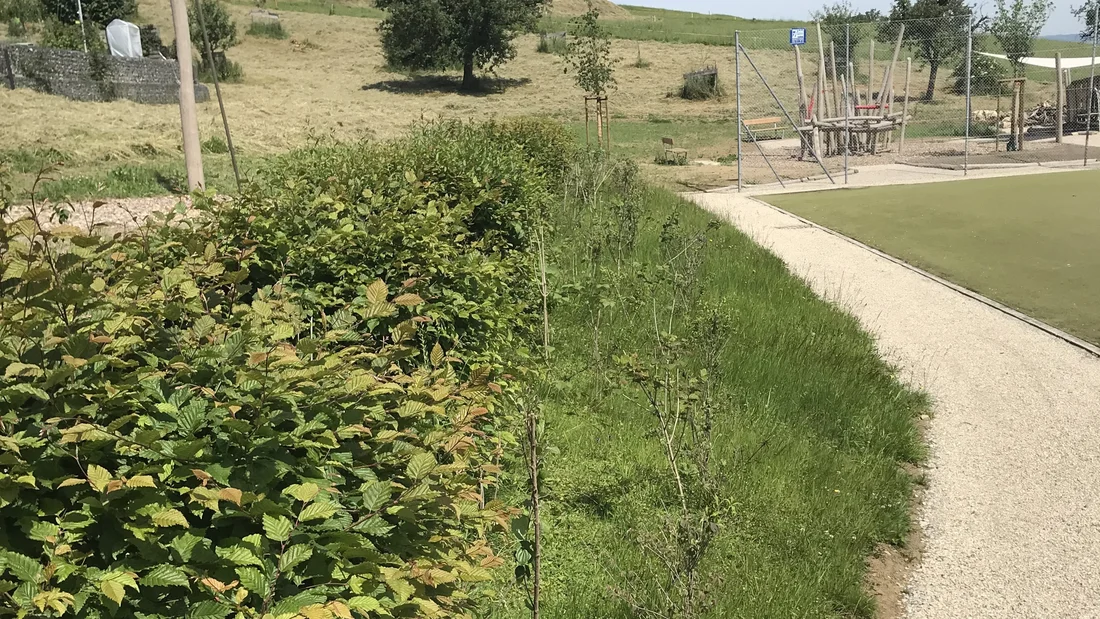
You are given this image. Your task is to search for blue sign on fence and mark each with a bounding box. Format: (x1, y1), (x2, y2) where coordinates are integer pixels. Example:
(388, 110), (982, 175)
(790, 27), (807, 46)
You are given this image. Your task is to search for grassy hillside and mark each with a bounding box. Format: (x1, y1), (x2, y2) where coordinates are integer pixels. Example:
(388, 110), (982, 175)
(2, 0), (764, 197)
(552, 0), (631, 18)
(543, 5), (803, 46)
(6, 0), (1074, 198)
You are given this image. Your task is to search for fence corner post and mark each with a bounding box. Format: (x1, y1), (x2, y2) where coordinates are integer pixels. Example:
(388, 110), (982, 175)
(735, 30), (742, 193)
(964, 12), (973, 176)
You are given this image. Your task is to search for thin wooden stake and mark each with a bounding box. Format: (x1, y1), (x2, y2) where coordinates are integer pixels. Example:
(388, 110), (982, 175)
(584, 99), (590, 146)
(1018, 79), (1026, 151)
(795, 46), (808, 159)
(830, 41), (841, 122)
(817, 57), (827, 156)
(867, 39), (876, 107)
(816, 21), (829, 119)
(899, 57), (911, 155)
(880, 24), (904, 115)
(194, 0), (241, 192)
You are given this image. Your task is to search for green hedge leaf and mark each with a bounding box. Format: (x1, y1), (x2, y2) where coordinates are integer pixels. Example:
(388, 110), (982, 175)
(299, 502), (339, 523)
(263, 514), (293, 542)
(235, 567), (268, 594)
(405, 453), (436, 480)
(215, 545), (263, 567)
(141, 565), (190, 588)
(279, 544), (312, 571)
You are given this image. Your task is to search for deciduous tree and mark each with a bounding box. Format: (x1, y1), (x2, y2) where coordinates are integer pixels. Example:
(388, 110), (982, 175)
(991, 0), (1054, 75)
(563, 4), (616, 97)
(814, 1), (882, 81)
(1072, 0), (1099, 43)
(880, 0), (975, 101)
(189, 0), (237, 53)
(376, 0), (549, 91)
(41, 0), (135, 26)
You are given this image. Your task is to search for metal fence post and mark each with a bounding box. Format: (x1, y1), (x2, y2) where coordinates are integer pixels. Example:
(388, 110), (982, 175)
(1085, 3), (1099, 167)
(845, 23), (850, 183)
(735, 30), (743, 192)
(965, 13), (973, 175)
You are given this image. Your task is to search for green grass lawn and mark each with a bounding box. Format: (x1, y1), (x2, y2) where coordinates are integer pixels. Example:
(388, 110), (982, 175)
(1, 147), (243, 203)
(766, 170), (1100, 345)
(567, 117), (739, 161)
(512, 180), (926, 617)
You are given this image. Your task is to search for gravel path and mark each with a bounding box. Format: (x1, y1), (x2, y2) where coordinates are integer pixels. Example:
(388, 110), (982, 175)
(689, 165), (1100, 618)
(7, 196), (191, 232)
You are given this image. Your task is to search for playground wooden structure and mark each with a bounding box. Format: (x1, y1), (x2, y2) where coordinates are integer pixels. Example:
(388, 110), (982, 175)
(793, 24), (910, 161)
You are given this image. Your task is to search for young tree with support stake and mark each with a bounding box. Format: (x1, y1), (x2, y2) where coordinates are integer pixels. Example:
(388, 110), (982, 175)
(375, 0), (548, 91)
(563, 4), (616, 149)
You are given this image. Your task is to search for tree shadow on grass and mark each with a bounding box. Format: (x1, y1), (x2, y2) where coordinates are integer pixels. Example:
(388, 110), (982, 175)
(361, 75), (532, 97)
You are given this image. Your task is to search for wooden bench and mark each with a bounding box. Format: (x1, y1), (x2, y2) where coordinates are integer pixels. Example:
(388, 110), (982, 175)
(742, 116), (784, 141)
(661, 137), (688, 165)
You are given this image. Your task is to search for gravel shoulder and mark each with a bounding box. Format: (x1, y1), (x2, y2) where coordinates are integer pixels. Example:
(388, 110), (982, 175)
(689, 177), (1100, 618)
(6, 196), (193, 232)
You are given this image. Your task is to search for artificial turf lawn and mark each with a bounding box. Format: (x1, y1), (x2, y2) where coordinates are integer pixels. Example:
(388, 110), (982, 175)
(766, 169), (1100, 345)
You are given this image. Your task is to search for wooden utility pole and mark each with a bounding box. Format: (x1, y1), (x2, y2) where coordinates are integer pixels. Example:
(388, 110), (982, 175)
(815, 22), (828, 118)
(795, 46), (808, 159)
(170, 0), (204, 190)
(830, 41), (841, 120)
(867, 40), (875, 106)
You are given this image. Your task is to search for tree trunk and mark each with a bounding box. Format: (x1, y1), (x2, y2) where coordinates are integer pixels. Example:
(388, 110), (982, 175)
(923, 59), (939, 101)
(461, 55), (478, 91)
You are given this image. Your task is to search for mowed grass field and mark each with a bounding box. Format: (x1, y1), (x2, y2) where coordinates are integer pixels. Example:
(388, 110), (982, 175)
(766, 170), (1100, 345)
(1, 0), (1047, 200)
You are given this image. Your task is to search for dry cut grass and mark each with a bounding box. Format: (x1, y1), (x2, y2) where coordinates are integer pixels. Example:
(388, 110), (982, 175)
(2, 0), (739, 167)
(550, 0), (630, 18)
(1, 0), (1064, 195)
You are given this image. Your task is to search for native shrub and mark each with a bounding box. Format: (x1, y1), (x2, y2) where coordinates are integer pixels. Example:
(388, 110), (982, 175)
(0, 119), (567, 617)
(484, 117), (576, 190)
(0, 200), (513, 617)
(210, 121), (564, 363)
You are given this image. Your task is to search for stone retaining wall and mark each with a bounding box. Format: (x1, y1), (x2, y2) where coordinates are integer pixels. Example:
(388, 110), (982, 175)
(1, 44), (209, 105)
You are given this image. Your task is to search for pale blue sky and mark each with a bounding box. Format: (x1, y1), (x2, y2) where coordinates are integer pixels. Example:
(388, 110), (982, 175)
(625, 1), (1090, 37)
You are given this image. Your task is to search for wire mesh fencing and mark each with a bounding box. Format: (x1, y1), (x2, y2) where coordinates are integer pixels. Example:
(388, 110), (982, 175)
(730, 11), (1100, 188)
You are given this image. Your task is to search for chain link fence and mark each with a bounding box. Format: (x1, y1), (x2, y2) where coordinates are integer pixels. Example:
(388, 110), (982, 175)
(728, 13), (1100, 189)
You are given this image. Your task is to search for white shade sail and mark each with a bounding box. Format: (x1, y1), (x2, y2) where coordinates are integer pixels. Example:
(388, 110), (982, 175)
(978, 51), (1100, 69)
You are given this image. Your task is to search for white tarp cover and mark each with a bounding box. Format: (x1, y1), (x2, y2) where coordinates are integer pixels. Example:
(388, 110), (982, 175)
(106, 19), (142, 58)
(978, 51), (1100, 69)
